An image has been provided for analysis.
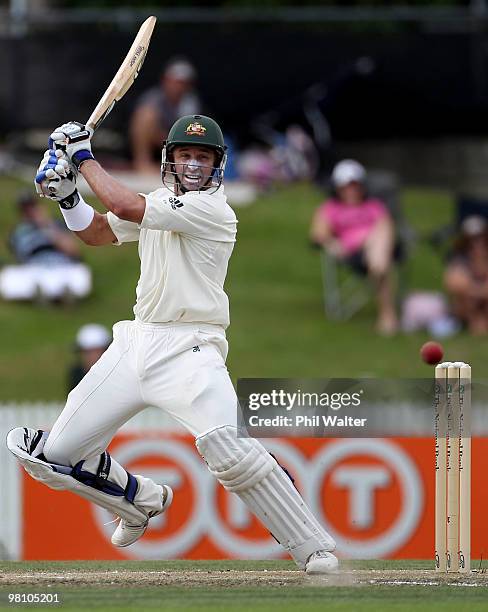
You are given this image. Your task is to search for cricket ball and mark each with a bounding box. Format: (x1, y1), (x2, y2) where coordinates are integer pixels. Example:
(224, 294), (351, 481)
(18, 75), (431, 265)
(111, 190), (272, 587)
(420, 341), (444, 365)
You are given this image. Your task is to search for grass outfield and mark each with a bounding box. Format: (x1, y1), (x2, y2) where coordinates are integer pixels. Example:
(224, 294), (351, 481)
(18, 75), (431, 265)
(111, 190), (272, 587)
(1, 560), (487, 611)
(0, 175), (485, 401)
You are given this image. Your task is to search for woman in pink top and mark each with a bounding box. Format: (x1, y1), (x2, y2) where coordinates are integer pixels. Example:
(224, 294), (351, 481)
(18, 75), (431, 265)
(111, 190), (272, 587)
(310, 159), (398, 334)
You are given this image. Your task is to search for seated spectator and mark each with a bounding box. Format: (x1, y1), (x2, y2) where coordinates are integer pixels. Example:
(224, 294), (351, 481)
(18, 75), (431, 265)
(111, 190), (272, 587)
(130, 57), (202, 173)
(310, 159), (398, 334)
(0, 192), (91, 303)
(68, 323), (112, 392)
(445, 215), (488, 335)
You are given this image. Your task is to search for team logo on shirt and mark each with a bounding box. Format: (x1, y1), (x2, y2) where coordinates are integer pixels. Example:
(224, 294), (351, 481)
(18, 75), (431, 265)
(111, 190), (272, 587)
(185, 122), (207, 136)
(169, 197), (184, 210)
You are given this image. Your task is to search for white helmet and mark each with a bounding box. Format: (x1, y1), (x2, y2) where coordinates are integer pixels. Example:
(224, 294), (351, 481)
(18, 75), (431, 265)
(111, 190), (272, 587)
(331, 159), (366, 188)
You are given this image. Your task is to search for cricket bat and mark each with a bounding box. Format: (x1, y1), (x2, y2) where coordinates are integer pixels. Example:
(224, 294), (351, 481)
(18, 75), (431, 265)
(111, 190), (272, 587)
(86, 15), (157, 132)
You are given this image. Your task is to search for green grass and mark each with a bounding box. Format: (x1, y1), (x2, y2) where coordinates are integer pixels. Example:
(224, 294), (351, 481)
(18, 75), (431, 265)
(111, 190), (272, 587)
(0, 561), (486, 611)
(0, 557), (480, 571)
(1, 587), (486, 612)
(0, 177), (484, 401)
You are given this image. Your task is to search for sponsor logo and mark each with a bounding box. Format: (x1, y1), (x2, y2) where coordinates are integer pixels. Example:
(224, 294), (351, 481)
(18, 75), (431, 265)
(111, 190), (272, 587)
(90, 437), (422, 560)
(185, 122), (207, 137)
(130, 45), (145, 67)
(169, 197), (183, 210)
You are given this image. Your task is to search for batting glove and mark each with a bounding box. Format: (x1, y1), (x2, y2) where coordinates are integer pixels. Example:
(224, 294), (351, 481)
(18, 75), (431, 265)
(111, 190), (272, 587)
(35, 148), (80, 209)
(49, 121), (95, 170)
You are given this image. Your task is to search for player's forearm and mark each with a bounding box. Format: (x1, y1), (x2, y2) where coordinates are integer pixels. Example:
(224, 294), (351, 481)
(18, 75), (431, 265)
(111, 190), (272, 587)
(80, 160), (146, 223)
(75, 211), (117, 246)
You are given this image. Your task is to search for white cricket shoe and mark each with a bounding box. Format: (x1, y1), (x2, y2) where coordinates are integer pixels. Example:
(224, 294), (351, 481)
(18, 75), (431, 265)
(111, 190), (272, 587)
(111, 485), (173, 548)
(305, 550), (339, 574)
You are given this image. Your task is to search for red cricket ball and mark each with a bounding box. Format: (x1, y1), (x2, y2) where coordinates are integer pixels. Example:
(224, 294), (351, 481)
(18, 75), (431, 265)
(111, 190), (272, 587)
(420, 341), (444, 365)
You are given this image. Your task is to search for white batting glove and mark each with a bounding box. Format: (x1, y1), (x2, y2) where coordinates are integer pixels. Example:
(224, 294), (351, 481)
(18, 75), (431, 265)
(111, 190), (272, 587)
(49, 121), (95, 170)
(35, 148), (80, 209)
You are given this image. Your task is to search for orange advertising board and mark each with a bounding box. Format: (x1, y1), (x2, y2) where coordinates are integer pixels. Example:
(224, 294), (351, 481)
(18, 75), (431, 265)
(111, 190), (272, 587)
(22, 434), (488, 560)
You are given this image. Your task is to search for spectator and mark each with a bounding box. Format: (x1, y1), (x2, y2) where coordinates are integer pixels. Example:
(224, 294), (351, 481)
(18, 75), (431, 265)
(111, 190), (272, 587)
(0, 192), (91, 303)
(445, 215), (488, 335)
(310, 159), (398, 334)
(130, 57), (202, 174)
(68, 323), (112, 392)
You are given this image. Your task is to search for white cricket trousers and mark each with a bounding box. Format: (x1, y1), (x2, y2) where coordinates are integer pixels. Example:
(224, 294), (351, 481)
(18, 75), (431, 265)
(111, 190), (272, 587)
(43, 319), (238, 513)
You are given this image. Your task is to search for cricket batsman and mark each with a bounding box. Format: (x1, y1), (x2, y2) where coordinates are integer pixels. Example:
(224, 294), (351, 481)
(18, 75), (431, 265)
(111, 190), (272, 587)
(6, 114), (338, 574)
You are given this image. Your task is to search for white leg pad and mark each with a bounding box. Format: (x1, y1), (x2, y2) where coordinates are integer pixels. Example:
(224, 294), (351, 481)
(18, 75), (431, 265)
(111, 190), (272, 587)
(195, 425), (336, 568)
(6, 427), (148, 525)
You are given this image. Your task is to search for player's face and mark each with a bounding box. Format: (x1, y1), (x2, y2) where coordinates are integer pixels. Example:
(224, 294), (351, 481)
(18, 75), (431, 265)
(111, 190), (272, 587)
(173, 146), (217, 191)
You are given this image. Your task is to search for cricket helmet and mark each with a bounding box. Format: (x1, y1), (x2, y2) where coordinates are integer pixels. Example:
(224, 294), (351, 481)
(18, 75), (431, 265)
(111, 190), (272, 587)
(161, 114), (227, 193)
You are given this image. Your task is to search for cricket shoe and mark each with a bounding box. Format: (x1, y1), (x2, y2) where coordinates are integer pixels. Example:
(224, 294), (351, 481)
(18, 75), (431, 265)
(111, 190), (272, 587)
(305, 550), (339, 574)
(111, 484), (173, 547)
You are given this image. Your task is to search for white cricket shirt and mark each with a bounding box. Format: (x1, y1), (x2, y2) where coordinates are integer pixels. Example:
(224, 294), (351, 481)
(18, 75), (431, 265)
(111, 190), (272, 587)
(107, 185), (237, 328)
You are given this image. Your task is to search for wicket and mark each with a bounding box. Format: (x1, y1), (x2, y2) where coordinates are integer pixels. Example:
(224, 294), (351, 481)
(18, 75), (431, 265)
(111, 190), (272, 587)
(434, 361), (471, 572)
